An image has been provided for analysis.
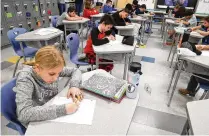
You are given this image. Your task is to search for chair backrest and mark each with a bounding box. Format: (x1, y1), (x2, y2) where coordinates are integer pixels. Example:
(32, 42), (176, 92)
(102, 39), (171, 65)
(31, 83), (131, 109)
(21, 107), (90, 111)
(95, 20), (100, 27)
(66, 33), (80, 60)
(51, 15), (59, 27)
(200, 83), (209, 91)
(7, 28), (27, 55)
(1, 78), (26, 135)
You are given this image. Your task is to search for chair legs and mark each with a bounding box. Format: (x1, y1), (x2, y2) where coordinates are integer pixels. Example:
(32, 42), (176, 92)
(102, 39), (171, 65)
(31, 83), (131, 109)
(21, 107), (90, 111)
(13, 57), (23, 78)
(200, 90), (209, 100)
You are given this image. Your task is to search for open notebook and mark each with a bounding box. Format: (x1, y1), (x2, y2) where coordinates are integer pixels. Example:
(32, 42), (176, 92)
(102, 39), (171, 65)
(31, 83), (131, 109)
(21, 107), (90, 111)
(35, 28), (58, 36)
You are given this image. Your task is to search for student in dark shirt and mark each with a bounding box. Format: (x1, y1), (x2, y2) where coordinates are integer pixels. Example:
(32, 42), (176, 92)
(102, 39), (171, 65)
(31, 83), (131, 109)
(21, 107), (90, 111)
(135, 4), (147, 15)
(84, 14), (115, 72)
(172, 5), (185, 18)
(112, 8), (130, 26)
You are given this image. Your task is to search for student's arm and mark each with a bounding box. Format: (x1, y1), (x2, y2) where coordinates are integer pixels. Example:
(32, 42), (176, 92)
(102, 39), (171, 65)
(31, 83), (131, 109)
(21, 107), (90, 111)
(182, 20), (190, 26)
(65, 14), (82, 21)
(91, 29), (109, 46)
(191, 25), (202, 31)
(14, 75), (66, 124)
(196, 30), (209, 36)
(59, 67), (82, 88)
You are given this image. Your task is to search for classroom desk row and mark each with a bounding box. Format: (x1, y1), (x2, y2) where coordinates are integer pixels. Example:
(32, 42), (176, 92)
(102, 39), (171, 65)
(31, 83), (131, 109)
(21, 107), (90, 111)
(25, 69), (140, 135)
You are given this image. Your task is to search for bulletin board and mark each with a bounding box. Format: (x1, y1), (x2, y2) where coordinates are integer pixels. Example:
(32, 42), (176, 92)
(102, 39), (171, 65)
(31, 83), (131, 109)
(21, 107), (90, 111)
(195, 0), (209, 14)
(138, 0), (156, 10)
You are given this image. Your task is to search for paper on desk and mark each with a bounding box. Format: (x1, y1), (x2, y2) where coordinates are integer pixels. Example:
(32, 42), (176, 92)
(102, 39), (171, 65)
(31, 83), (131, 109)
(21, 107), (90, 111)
(108, 40), (121, 45)
(50, 97), (96, 125)
(35, 28), (58, 36)
(202, 51), (209, 57)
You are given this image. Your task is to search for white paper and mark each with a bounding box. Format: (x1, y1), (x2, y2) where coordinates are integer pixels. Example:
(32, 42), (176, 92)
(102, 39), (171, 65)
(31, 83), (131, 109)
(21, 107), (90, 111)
(202, 51), (209, 57)
(50, 97), (96, 125)
(35, 28), (58, 36)
(108, 40), (121, 45)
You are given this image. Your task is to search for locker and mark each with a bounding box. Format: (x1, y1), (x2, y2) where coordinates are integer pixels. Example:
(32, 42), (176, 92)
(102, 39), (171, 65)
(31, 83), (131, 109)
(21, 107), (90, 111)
(34, 17), (43, 29)
(26, 19), (36, 31)
(1, 26), (10, 46)
(31, 1), (40, 17)
(51, 0), (59, 15)
(17, 21), (27, 29)
(13, 1), (25, 22)
(46, 0), (52, 16)
(39, 0), (47, 16)
(2, 2), (16, 23)
(23, 0), (33, 20)
(41, 16), (50, 28)
(7, 22), (18, 30)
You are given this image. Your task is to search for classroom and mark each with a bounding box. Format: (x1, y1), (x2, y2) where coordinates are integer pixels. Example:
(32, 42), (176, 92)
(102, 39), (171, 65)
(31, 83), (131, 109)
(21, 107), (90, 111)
(1, 0), (209, 135)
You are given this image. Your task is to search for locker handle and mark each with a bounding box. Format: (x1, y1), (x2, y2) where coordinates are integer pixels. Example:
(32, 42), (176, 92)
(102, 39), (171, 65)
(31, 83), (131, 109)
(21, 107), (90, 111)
(1, 28), (3, 35)
(33, 3), (36, 8)
(10, 26), (14, 29)
(19, 24), (23, 27)
(24, 4), (28, 9)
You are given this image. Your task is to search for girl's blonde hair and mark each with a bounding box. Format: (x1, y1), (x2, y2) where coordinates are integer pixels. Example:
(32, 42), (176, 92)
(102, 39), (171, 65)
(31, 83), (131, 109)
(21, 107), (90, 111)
(85, 0), (92, 9)
(24, 46), (66, 69)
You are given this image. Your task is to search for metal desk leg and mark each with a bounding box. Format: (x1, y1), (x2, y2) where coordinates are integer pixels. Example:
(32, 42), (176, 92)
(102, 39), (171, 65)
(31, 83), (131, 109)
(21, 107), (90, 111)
(45, 40), (48, 46)
(64, 24), (67, 42)
(162, 23), (168, 48)
(123, 54), (129, 80)
(167, 62), (177, 93)
(20, 42), (26, 62)
(167, 45), (174, 61)
(96, 54), (99, 69)
(80, 24), (84, 53)
(167, 33), (176, 61)
(167, 60), (184, 107)
(170, 48), (176, 68)
(181, 119), (190, 135)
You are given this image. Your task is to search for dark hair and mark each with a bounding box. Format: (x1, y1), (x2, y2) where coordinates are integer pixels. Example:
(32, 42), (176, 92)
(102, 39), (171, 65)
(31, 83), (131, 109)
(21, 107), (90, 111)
(67, 7), (76, 13)
(99, 14), (115, 25)
(178, 6), (186, 17)
(106, 0), (112, 4)
(125, 3), (132, 13)
(204, 16), (209, 23)
(140, 4), (146, 9)
(132, 0), (138, 6)
(184, 9), (194, 16)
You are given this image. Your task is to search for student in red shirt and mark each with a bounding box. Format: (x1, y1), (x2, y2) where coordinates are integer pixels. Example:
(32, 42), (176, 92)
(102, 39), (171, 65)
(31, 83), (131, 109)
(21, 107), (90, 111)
(84, 14), (115, 72)
(83, 0), (99, 19)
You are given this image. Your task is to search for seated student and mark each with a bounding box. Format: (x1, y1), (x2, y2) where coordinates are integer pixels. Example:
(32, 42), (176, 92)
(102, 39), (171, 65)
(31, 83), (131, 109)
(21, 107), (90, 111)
(56, 7), (83, 32)
(179, 16), (209, 48)
(132, 0), (139, 15)
(83, 0), (99, 19)
(103, 0), (117, 13)
(112, 8), (130, 26)
(179, 75), (209, 96)
(84, 14), (115, 72)
(172, 5), (185, 18)
(14, 46), (83, 126)
(176, 9), (197, 27)
(135, 4), (147, 15)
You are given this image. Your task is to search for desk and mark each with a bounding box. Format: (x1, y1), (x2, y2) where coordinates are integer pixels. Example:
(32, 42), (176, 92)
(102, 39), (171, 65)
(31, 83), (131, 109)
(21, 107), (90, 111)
(167, 55), (209, 107)
(25, 69), (140, 135)
(115, 24), (136, 36)
(130, 17), (147, 43)
(139, 14), (154, 30)
(162, 19), (180, 48)
(167, 27), (204, 67)
(186, 99), (209, 135)
(161, 15), (178, 38)
(90, 13), (105, 22)
(15, 28), (63, 61)
(93, 35), (135, 80)
(63, 18), (90, 52)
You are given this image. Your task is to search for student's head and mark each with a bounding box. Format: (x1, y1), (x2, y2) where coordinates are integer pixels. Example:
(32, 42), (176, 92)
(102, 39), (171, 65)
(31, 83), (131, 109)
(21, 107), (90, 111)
(106, 0), (112, 6)
(203, 16), (209, 27)
(85, 0), (93, 9)
(67, 7), (76, 17)
(139, 4), (146, 12)
(174, 5), (180, 12)
(25, 46), (65, 84)
(119, 8), (130, 19)
(184, 10), (194, 19)
(125, 3), (133, 13)
(99, 14), (115, 32)
(132, 0), (138, 10)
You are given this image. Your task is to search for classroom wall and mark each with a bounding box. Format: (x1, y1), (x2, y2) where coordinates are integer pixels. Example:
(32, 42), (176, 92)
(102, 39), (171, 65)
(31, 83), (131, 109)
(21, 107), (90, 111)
(116, 0), (133, 9)
(138, 0), (156, 10)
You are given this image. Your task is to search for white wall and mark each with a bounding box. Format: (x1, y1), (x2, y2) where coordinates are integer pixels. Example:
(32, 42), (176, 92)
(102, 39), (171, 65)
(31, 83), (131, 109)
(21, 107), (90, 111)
(195, 0), (209, 14)
(138, 0), (156, 9)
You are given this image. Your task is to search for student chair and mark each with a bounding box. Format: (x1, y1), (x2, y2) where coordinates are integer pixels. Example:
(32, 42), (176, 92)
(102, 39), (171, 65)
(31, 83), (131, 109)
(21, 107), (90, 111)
(66, 33), (93, 69)
(1, 78), (26, 135)
(7, 28), (38, 77)
(197, 83), (209, 100)
(51, 15), (59, 27)
(86, 20), (100, 38)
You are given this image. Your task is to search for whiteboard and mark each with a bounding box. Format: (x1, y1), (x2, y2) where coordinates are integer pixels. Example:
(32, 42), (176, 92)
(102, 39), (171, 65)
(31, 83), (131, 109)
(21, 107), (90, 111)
(195, 0), (209, 14)
(138, 0), (156, 10)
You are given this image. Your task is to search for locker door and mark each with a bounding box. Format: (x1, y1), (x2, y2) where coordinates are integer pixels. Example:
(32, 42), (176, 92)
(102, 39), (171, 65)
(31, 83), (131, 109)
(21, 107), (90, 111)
(13, 1), (25, 22)
(46, 0), (52, 16)
(17, 21), (27, 29)
(26, 19), (36, 31)
(39, 0), (47, 16)
(1, 26), (10, 46)
(34, 17), (43, 29)
(23, 0), (33, 20)
(31, 1), (40, 17)
(51, 0), (59, 15)
(42, 16), (50, 28)
(2, 2), (16, 23)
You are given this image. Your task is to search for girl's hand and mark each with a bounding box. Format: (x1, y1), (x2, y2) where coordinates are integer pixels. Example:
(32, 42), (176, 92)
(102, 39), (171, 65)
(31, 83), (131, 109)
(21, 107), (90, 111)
(67, 87), (83, 102)
(65, 102), (80, 114)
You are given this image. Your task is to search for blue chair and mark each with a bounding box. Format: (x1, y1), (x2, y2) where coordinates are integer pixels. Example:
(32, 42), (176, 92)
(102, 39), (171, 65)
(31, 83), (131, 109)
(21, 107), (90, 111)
(7, 28), (38, 77)
(197, 83), (209, 100)
(1, 78), (26, 135)
(51, 15), (59, 28)
(66, 33), (92, 68)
